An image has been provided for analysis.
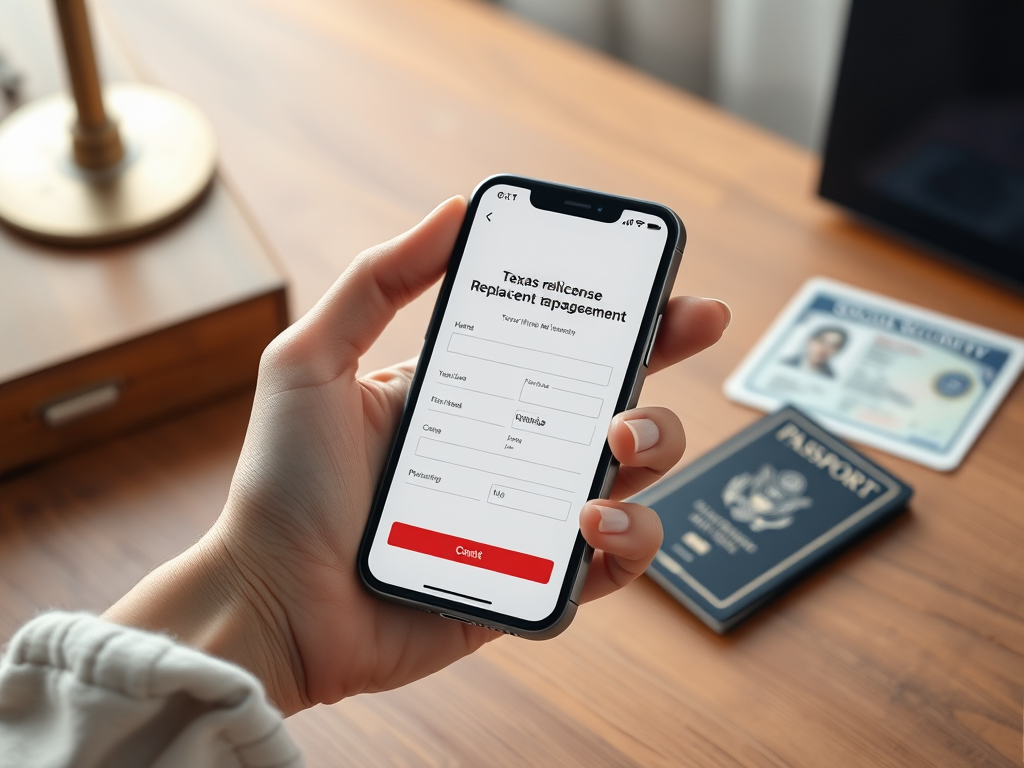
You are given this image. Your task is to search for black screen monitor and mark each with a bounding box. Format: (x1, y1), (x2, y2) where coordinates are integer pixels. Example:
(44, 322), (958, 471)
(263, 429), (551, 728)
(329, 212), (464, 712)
(819, 0), (1024, 289)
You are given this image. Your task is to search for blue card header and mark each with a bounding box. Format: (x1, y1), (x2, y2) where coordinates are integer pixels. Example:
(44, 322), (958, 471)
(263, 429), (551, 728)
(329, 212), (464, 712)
(802, 294), (1010, 372)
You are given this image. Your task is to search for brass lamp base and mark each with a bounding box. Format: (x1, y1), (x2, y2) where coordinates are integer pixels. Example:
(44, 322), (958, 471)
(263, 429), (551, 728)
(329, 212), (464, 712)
(0, 83), (216, 245)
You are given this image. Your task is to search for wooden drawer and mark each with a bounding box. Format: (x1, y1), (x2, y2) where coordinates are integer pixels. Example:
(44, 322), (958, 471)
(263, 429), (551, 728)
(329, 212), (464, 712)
(0, 291), (284, 474)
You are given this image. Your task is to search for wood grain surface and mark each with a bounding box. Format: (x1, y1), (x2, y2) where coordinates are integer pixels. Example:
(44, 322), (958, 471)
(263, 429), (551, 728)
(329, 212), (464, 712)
(1, 0), (1022, 765)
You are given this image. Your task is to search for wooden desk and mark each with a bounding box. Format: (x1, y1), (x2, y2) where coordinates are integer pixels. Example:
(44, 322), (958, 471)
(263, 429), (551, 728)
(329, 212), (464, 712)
(2, 0), (1022, 765)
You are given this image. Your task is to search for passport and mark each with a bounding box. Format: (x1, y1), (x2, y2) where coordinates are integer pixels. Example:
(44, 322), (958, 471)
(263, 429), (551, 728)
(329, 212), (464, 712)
(633, 406), (913, 632)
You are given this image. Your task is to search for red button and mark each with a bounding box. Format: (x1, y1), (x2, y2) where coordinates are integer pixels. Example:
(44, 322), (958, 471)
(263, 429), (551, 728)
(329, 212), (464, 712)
(388, 522), (554, 584)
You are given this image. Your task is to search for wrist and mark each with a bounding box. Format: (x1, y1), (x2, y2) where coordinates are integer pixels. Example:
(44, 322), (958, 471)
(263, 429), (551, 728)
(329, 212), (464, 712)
(103, 526), (308, 715)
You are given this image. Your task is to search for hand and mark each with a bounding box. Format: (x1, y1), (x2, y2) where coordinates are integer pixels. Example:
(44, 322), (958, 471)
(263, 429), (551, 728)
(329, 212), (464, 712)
(105, 196), (730, 715)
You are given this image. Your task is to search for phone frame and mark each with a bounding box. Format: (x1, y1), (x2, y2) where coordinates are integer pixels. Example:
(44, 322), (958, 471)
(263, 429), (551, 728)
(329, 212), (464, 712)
(358, 174), (685, 638)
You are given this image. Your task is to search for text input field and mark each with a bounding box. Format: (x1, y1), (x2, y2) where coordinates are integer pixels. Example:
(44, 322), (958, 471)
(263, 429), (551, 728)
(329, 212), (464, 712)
(447, 333), (612, 386)
(519, 379), (602, 418)
(487, 485), (572, 521)
(415, 437), (577, 492)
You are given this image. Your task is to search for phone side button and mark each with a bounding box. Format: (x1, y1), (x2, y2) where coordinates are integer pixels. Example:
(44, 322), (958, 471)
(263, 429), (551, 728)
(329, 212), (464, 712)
(599, 463), (618, 498)
(644, 314), (663, 368)
(439, 613), (474, 624)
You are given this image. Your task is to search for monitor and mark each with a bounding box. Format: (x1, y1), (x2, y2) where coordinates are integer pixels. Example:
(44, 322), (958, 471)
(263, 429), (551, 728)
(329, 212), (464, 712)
(819, 0), (1024, 289)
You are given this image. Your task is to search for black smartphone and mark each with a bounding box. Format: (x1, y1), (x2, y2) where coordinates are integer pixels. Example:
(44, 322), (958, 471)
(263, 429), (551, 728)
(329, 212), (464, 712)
(358, 175), (684, 638)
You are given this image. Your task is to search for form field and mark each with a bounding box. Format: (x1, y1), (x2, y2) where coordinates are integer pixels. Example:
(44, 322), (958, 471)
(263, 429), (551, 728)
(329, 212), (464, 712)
(511, 409), (596, 445)
(415, 437), (577, 491)
(448, 333), (611, 386)
(487, 485), (571, 521)
(519, 379), (602, 418)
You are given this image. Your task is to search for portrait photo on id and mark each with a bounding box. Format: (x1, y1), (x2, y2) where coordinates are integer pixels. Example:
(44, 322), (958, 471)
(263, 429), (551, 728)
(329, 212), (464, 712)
(780, 325), (849, 378)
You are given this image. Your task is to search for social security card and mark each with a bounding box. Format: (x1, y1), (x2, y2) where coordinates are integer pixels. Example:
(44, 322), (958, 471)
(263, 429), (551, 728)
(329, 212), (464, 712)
(724, 277), (1024, 470)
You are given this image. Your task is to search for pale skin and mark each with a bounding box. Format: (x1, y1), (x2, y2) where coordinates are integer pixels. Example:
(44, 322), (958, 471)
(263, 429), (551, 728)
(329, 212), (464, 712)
(105, 196), (731, 716)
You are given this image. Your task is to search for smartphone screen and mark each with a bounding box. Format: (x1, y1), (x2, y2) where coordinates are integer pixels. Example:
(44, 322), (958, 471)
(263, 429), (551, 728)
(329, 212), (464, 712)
(361, 178), (680, 631)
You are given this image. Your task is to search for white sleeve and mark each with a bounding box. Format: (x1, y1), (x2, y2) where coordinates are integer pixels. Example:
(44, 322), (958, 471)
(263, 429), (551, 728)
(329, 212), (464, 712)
(0, 612), (303, 768)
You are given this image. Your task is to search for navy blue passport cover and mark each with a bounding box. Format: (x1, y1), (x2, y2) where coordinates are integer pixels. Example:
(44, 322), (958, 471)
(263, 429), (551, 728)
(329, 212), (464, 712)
(633, 407), (912, 633)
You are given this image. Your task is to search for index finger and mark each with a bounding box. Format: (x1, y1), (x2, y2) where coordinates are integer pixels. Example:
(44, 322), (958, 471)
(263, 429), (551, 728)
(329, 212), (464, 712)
(645, 296), (731, 374)
(272, 197), (467, 385)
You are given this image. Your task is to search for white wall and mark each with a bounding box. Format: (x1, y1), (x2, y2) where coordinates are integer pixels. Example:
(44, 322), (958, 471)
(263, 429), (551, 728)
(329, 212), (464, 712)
(494, 0), (851, 151)
(713, 0), (850, 149)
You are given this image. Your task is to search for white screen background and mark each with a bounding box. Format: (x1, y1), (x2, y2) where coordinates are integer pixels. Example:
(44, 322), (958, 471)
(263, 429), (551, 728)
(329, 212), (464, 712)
(368, 184), (668, 621)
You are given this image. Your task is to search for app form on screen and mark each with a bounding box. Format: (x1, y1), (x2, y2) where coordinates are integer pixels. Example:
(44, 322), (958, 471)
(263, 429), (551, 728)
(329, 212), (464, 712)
(367, 184), (669, 620)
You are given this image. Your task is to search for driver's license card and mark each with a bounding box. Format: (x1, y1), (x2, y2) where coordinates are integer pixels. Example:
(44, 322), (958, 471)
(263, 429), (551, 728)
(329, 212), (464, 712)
(724, 277), (1024, 471)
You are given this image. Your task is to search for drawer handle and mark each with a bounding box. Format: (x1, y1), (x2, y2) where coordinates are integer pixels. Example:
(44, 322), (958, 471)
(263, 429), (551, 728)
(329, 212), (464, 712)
(42, 382), (122, 427)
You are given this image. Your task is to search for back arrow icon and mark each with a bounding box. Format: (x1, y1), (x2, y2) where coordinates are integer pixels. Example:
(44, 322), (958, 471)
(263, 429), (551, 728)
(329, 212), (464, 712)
(486, 212), (493, 221)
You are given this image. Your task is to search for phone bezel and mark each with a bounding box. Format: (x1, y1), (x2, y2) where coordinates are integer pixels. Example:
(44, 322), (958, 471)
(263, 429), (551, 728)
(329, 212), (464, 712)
(357, 174), (684, 637)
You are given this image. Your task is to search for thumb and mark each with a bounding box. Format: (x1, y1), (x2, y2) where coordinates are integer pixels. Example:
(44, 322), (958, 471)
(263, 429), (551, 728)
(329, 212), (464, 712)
(266, 196), (467, 387)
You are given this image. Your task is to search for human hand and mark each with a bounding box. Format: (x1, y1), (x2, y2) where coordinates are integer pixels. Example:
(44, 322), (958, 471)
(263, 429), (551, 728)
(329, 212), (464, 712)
(105, 196), (730, 715)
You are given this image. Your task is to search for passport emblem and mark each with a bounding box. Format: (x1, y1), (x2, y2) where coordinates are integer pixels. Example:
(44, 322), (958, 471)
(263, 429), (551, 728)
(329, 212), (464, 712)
(723, 465), (812, 532)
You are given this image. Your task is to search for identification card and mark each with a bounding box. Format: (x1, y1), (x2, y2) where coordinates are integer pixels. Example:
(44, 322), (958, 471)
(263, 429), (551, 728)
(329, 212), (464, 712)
(724, 277), (1024, 470)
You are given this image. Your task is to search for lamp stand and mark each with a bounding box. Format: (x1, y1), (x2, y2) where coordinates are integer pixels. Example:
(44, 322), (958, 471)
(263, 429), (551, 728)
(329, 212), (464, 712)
(0, 0), (216, 245)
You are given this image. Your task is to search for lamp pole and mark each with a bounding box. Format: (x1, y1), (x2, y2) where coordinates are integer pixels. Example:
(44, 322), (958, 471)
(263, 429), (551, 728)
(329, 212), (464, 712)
(0, 0), (216, 245)
(54, 0), (125, 170)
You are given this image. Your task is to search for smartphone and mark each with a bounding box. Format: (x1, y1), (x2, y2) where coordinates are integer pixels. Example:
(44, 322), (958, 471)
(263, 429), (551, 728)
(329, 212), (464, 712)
(358, 175), (684, 638)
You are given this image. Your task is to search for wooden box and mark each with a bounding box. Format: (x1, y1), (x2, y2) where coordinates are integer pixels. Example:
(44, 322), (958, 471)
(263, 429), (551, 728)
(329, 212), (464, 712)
(0, 3), (287, 474)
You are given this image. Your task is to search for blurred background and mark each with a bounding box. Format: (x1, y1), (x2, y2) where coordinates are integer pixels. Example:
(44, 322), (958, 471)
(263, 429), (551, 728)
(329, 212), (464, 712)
(489, 0), (850, 150)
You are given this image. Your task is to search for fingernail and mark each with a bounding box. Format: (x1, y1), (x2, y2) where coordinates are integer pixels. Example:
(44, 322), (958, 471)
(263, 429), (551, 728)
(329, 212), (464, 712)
(624, 417), (659, 453)
(704, 298), (732, 330)
(595, 505), (630, 533)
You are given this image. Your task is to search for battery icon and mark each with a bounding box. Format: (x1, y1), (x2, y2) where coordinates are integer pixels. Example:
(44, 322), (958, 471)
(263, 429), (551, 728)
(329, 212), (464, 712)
(647, 222), (662, 230)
